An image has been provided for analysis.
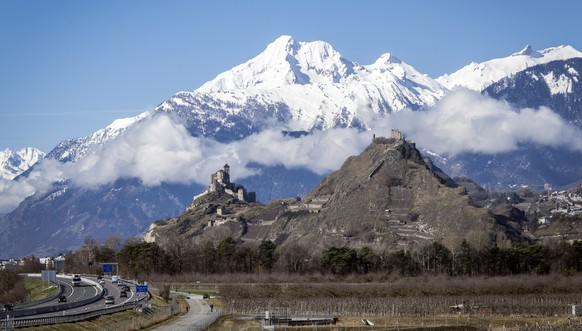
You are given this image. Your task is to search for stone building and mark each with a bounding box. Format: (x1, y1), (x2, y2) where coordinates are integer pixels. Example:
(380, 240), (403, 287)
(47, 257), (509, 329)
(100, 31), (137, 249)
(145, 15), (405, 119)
(195, 164), (256, 203)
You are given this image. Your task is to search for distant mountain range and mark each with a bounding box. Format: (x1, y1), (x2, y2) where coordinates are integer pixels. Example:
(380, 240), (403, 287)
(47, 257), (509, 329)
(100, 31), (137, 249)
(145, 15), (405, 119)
(1, 36), (582, 258)
(438, 57), (582, 189)
(0, 147), (44, 180)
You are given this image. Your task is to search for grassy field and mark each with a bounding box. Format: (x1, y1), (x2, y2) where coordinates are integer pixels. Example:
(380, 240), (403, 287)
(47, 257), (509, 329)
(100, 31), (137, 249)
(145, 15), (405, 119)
(23, 278), (59, 301)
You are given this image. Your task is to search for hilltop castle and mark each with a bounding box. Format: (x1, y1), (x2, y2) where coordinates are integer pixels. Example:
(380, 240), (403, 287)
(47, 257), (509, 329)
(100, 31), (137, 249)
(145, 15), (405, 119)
(194, 164), (256, 203)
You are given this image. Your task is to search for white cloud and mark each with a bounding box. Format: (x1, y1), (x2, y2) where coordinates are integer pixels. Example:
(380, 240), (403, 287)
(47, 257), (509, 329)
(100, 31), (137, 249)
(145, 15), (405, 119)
(0, 158), (65, 214)
(388, 89), (582, 155)
(60, 116), (370, 188)
(67, 115), (207, 186)
(1, 90), (581, 214)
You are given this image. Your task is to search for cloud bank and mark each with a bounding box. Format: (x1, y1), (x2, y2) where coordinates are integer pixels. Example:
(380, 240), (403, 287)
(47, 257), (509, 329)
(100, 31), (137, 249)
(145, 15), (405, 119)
(1, 89), (581, 214)
(389, 89), (582, 155)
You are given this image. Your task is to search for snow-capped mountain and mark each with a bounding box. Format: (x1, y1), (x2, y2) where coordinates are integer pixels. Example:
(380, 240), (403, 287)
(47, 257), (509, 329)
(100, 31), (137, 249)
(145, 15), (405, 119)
(0, 147), (45, 180)
(436, 57), (582, 189)
(437, 45), (582, 91)
(3, 36), (582, 258)
(485, 57), (582, 125)
(157, 35), (447, 138)
(47, 111), (151, 163)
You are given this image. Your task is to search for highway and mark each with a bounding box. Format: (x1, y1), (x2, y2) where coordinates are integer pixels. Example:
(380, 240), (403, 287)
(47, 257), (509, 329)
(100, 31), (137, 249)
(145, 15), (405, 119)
(1, 274), (140, 319)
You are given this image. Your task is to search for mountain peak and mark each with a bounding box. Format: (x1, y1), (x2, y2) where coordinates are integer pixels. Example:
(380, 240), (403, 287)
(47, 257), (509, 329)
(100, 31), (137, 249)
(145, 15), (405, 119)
(373, 53), (402, 65)
(512, 45), (541, 58)
(272, 34), (295, 45)
(196, 35), (353, 92)
(263, 35), (300, 58)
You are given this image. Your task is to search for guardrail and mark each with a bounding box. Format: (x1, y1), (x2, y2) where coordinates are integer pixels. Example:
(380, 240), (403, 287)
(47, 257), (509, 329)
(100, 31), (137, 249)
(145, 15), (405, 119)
(0, 301), (144, 328)
(16, 284), (64, 310)
(0, 274), (63, 318)
(0, 275), (105, 319)
(1, 274), (148, 328)
(11, 274), (64, 316)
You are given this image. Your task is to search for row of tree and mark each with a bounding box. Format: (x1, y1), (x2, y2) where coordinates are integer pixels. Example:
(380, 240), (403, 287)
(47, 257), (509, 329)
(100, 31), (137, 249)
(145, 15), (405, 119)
(59, 236), (582, 279)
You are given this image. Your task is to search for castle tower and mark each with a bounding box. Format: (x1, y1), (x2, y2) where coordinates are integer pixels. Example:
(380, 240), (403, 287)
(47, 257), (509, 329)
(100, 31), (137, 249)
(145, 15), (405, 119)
(223, 164), (231, 186)
(237, 187), (246, 202)
(216, 170), (224, 183)
(391, 129), (405, 141)
(209, 173), (218, 192)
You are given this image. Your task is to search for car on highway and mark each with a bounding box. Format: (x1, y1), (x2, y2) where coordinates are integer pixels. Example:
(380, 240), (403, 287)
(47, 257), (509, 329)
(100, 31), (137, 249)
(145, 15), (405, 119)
(202, 293), (210, 299)
(58, 295), (67, 303)
(122, 285), (130, 292)
(99, 279), (105, 284)
(104, 295), (115, 305)
(2, 303), (14, 311)
(120, 291), (127, 297)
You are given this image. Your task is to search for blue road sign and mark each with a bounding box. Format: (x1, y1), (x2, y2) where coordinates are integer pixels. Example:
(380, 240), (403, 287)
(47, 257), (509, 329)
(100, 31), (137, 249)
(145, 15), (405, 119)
(102, 264), (113, 273)
(136, 285), (148, 293)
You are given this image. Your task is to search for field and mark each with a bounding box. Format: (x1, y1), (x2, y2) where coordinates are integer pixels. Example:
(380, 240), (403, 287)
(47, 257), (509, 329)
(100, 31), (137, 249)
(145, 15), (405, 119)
(167, 273), (582, 330)
(14, 274), (582, 330)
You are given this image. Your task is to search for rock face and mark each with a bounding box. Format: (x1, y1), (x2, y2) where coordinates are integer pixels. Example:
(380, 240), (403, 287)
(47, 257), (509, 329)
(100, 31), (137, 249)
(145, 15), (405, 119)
(146, 130), (528, 253)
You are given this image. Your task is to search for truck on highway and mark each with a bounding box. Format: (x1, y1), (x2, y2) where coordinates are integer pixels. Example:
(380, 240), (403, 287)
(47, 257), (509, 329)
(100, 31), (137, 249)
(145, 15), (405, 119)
(72, 274), (81, 287)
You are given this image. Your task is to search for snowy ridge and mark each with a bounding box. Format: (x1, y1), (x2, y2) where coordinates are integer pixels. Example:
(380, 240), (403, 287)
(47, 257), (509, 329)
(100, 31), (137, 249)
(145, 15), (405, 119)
(44, 38), (582, 163)
(437, 45), (582, 91)
(47, 111), (152, 162)
(179, 36), (448, 132)
(196, 35), (355, 91)
(0, 147), (45, 180)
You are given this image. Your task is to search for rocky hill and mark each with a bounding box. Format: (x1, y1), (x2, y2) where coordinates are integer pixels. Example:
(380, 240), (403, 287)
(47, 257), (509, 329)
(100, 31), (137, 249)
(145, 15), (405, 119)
(145, 131), (529, 253)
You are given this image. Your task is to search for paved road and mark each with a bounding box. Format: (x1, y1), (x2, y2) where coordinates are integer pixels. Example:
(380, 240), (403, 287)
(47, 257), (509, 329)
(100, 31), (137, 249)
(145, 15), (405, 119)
(152, 293), (219, 331)
(21, 276), (136, 318)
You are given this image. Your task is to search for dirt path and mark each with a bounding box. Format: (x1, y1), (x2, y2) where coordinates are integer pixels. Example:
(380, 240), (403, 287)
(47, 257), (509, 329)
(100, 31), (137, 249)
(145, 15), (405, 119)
(151, 293), (218, 331)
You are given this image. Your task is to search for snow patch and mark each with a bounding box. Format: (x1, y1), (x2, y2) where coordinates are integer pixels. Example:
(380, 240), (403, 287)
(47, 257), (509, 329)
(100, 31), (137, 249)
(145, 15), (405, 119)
(542, 72), (573, 95)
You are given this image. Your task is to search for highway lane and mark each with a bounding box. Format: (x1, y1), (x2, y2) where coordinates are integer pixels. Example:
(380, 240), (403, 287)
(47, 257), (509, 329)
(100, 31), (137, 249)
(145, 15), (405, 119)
(0, 273), (151, 329)
(49, 277), (138, 316)
(9, 275), (139, 319)
(3, 275), (72, 312)
(32, 277), (98, 309)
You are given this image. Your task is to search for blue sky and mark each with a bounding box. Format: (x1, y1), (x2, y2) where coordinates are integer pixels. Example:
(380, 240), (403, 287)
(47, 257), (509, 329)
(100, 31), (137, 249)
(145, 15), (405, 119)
(1, 0), (581, 153)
